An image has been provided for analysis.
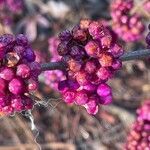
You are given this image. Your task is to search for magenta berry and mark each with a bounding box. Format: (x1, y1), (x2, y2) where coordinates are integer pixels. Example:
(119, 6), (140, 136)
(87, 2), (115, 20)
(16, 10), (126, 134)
(9, 78), (24, 95)
(0, 34), (41, 116)
(57, 20), (124, 114)
(96, 67), (111, 80)
(85, 40), (100, 57)
(0, 78), (6, 92)
(97, 83), (111, 97)
(75, 90), (88, 105)
(84, 60), (98, 74)
(0, 67), (14, 81)
(63, 90), (75, 104)
(17, 64), (30, 78)
(99, 94), (112, 105)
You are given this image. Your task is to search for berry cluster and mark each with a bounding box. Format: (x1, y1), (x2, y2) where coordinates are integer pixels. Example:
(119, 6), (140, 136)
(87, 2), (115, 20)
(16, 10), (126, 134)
(0, 0), (24, 26)
(0, 0), (24, 13)
(146, 24), (150, 49)
(44, 37), (65, 90)
(144, 0), (150, 13)
(125, 100), (150, 149)
(110, 0), (145, 42)
(0, 34), (41, 116)
(57, 20), (124, 115)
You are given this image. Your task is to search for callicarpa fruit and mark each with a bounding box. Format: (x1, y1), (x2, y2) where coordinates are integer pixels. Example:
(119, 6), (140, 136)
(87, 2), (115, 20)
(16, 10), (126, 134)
(110, 0), (145, 42)
(0, 34), (41, 116)
(57, 19), (124, 115)
(125, 100), (150, 149)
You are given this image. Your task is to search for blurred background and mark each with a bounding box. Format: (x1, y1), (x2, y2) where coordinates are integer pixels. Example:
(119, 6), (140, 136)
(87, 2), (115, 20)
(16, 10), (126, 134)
(0, 0), (150, 149)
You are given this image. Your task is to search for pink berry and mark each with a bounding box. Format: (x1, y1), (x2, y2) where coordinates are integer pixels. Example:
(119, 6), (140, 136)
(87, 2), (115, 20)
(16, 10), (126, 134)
(76, 71), (89, 86)
(99, 94), (112, 105)
(9, 78), (24, 95)
(27, 78), (38, 91)
(96, 67), (111, 80)
(85, 40), (101, 57)
(0, 67), (14, 81)
(74, 90), (88, 105)
(0, 78), (6, 91)
(97, 83), (111, 97)
(63, 90), (75, 103)
(11, 96), (24, 111)
(16, 64), (30, 78)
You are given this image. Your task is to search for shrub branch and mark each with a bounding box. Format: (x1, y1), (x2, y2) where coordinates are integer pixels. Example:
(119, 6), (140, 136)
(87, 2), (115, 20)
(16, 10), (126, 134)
(41, 49), (150, 71)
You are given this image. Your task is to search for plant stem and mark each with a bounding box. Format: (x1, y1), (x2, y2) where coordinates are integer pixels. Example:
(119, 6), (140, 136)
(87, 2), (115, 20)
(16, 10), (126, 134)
(41, 49), (150, 71)
(120, 49), (150, 61)
(41, 61), (67, 71)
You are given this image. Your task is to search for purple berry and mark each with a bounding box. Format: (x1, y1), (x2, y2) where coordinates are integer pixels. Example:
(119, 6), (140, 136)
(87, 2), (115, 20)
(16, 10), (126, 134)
(99, 94), (112, 105)
(85, 40), (101, 57)
(74, 90), (88, 105)
(0, 67), (14, 81)
(17, 64), (30, 78)
(9, 78), (24, 95)
(63, 90), (75, 103)
(0, 78), (6, 91)
(59, 30), (72, 41)
(97, 83), (111, 97)
(24, 48), (36, 62)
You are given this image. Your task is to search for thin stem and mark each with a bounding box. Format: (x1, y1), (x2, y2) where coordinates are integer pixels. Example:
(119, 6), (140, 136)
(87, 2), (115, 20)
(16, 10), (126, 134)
(120, 49), (150, 61)
(41, 61), (67, 71)
(41, 49), (150, 71)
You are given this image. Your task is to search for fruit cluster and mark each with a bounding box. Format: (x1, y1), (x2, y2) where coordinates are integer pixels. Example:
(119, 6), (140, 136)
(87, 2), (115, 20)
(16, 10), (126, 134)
(146, 24), (150, 48)
(0, 34), (41, 116)
(110, 0), (145, 42)
(0, 0), (23, 13)
(125, 100), (150, 149)
(44, 37), (65, 90)
(144, 0), (150, 13)
(0, 0), (24, 26)
(57, 20), (124, 115)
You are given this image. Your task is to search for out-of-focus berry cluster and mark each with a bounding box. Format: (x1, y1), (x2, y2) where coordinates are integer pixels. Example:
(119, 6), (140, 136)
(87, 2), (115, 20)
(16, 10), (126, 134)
(0, 0), (24, 25)
(0, 0), (23, 13)
(125, 100), (150, 149)
(146, 24), (150, 49)
(110, 0), (145, 42)
(0, 34), (41, 116)
(57, 20), (124, 115)
(44, 37), (65, 90)
(144, 0), (150, 13)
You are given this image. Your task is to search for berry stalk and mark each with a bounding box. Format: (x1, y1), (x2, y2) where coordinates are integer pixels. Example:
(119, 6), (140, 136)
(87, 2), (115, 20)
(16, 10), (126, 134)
(41, 49), (150, 71)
